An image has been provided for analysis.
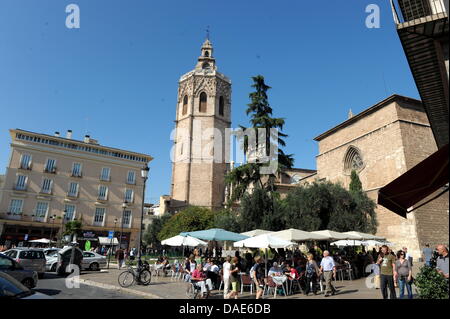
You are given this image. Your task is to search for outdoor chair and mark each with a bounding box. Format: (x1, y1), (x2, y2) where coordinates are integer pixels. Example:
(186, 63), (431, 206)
(240, 273), (254, 294)
(263, 276), (286, 298)
(343, 261), (354, 281)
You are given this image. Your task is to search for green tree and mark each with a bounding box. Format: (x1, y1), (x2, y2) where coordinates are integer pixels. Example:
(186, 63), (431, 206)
(63, 220), (82, 237)
(349, 170), (363, 193)
(283, 181), (377, 233)
(213, 209), (240, 233)
(415, 265), (449, 299)
(226, 75), (294, 201)
(143, 214), (172, 248)
(157, 206), (214, 241)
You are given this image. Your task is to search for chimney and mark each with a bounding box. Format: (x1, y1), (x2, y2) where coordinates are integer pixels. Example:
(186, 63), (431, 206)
(66, 130), (72, 139)
(84, 135), (90, 143)
(54, 131), (60, 137)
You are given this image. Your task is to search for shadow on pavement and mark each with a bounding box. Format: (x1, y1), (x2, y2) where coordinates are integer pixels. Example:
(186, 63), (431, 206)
(34, 288), (61, 296)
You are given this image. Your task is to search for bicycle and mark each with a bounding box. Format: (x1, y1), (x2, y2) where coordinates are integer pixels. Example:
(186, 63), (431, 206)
(118, 260), (152, 287)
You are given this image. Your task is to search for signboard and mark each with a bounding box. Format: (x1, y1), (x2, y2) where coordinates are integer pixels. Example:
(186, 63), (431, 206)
(108, 231), (114, 239)
(83, 232), (96, 238)
(85, 240), (91, 251)
(24, 234), (29, 241)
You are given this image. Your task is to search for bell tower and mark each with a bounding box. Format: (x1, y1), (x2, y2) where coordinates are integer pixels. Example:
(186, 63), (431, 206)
(170, 39), (232, 210)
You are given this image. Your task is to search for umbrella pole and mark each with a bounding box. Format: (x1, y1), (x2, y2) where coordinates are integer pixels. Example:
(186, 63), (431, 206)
(265, 248), (268, 277)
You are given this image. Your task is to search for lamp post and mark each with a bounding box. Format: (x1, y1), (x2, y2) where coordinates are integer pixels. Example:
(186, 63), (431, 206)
(59, 209), (67, 247)
(48, 214), (57, 248)
(107, 218), (118, 269)
(119, 201), (128, 250)
(138, 164), (149, 263)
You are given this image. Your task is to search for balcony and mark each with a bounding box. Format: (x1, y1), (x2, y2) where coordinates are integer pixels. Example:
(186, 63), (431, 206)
(3, 212), (23, 220)
(44, 167), (57, 174)
(13, 185), (27, 192)
(71, 172), (83, 178)
(390, 0), (449, 148)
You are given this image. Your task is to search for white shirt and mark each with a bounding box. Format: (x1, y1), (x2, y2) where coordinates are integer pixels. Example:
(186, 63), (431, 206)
(210, 264), (219, 273)
(320, 256), (336, 271)
(223, 261), (231, 278)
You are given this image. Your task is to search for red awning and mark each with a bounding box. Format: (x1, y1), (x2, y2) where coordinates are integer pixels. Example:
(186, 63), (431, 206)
(378, 143), (449, 218)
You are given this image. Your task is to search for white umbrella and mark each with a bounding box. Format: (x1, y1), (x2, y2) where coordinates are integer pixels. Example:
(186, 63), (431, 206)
(331, 240), (365, 246)
(234, 234), (296, 277)
(240, 229), (273, 237)
(362, 240), (394, 246)
(342, 231), (385, 241)
(28, 238), (54, 244)
(161, 235), (207, 247)
(271, 228), (329, 242)
(310, 230), (360, 240)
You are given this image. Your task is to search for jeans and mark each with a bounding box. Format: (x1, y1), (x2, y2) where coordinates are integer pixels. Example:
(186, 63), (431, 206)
(425, 260), (431, 267)
(398, 277), (413, 299)
(305, 276), (317, 294)
(380, 274), (397, 299)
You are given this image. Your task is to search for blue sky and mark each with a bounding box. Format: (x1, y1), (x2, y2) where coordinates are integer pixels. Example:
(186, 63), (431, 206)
(0, 0), (420, 204)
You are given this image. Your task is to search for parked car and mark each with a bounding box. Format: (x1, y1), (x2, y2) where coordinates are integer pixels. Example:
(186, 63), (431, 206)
(0, 272), (52, 299)
(56, 245), (83, 276)
(2, 248), (46, 279)
(0, 253), (38, 289)
(81, 251), (107, 271)
(43, 248), (60, 257)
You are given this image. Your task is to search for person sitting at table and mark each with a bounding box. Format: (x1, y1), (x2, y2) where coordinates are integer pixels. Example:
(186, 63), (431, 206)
(184, 255), (197, 281)
(268, 262), (283, 277)
(191, 264), (213, 298)
(285, 264), (299, 280)
(207, 259), (220, 288)
(203, 258), (212, 272)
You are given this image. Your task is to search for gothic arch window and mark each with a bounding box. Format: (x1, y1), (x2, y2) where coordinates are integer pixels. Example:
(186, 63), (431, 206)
(344, 146), (364, 174)
(199, 92), (207, 113)
(204, 51), (209, 57)
(219, 96), (224, 116)
(202, 62), (210, 70)
(182, 95), (188, 115)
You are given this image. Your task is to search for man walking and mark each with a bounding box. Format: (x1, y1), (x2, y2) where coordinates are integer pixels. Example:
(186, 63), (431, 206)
(116, 247), (125, 269)
(422, 244), (433, 267)
(377, 245), (397, 299)
(403, 247), (413, 266)
(319, 250), (337, 297)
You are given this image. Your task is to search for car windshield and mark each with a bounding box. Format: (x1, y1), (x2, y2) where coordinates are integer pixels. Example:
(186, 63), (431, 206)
(19, 250), (45, 259)
(0, 274), (33, 298)
(47, 251), (58, 257)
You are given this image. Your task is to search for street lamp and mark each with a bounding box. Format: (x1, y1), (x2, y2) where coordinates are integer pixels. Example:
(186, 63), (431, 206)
(48, 214), (57, 248)
(119, 201), (128, 250)
(107, 218), (118, 269)
(137, 164), (149, 262)
(59, 209), (67, 247)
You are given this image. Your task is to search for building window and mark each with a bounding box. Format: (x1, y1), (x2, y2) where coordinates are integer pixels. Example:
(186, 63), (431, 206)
(41, 178), (53, 194)
(94, 207), (105, 226)
(127, 171), (136, 185)
(100, 167), (111, 181)
(199, 92), (207, 113)
(14, 175), (27, 191)
(182, 95), (188, 115)
(34, 202), (48, 221)
(123, 210), (132, 227)
(202, 62), (210, 70)
(19, 154), (32, 170)
(72, 163), (82, 177)
(8, 199), (23, 215)
(68, 182), (79, 197)
(344, 146), (365, 174)
(98, 185), (108, 201)
(124, 189), (134, 203)
(219, 96), (224, 116)
(64, 204), (76, 221)
(44, 159), (57, 173)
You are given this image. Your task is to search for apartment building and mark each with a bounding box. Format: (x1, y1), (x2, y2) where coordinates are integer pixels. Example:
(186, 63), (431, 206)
(0, 129), (153, 250)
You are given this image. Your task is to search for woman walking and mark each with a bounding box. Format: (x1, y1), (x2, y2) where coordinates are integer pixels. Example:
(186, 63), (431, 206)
(396, 250), (413, 299)
(304, 253), (320, 296)
(226, 257), (241, 299)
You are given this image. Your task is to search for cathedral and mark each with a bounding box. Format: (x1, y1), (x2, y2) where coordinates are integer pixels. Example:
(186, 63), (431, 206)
(158, 40), (448, 259)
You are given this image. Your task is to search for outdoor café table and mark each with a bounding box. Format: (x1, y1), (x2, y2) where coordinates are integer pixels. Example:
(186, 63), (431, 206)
(271, 275), (288, 297)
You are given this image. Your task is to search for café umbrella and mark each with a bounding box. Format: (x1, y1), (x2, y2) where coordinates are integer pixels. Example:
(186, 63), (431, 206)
(161, 235), (207, 247)
(180, 228), (249, 242)
(271, 228), (329, 242)
(233, 234), (296, 276)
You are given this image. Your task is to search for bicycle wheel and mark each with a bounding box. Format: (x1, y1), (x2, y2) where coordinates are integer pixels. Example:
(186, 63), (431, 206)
(139, 269), (152, 285)
(118, 270), (135, 288)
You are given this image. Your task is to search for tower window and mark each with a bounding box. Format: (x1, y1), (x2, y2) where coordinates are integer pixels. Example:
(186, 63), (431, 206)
(202, 62), (210, 70)
(204, 51), (209, 57)
(199, 92), (207, 113)
(219, 96), (224, 116)
(182, 95), (188, 115)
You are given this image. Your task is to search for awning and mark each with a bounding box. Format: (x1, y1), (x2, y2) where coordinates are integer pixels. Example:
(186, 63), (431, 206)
(378, 143), (449, 218)
(98, 237), (119, 245)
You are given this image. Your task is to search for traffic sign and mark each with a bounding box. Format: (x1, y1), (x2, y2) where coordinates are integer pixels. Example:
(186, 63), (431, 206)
(108, 231), (114, 239)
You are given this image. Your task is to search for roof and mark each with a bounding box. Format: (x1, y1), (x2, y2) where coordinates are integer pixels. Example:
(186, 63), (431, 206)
(11, 128), (153, 162)
(314, 94), (423, 141)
